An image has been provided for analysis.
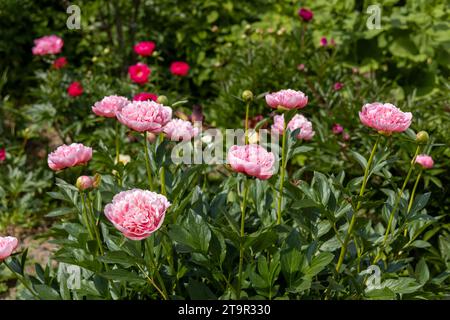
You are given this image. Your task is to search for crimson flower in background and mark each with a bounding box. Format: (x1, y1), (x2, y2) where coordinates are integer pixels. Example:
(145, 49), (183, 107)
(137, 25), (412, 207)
(0, 148), (6, 162)
(67, 81), (83, 97)
(333, 82), (344, 91)
(298, 8), (313, 22)
(134, 41), (156, 57)
(129, 63), (151, 84)
(52, 57), (68, 69)
(170, 61), (190, 76)
(133, 92), (158, 102)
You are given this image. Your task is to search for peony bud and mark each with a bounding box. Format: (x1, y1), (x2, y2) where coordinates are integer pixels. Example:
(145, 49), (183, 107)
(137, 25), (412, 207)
(416, 131), (429, 144)
(156, 95), (169, 105)
(76, 176), (94, 191)
(242, 90), (254, 102)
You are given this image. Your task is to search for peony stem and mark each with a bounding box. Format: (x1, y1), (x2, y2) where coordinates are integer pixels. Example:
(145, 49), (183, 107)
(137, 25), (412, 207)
(159, 134), (166, 196)
(378, 145), (420, 255)
(143, 132), (154, 190)
(336, 135), (380, 272)
(244, 102), (250, 145)
(276, 119), (288, 225)
(403, 170), (423, 237)
(115, 120), (120, 165)
(237, 178), (250, 299)
(85, 194), (105, 257)
(80, 191), (95, 241)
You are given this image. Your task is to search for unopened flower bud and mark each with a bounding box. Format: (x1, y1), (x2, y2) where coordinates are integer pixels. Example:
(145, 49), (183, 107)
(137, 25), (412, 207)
(242, 90), (254, 102)
(416, 131), (429, 144)
(76, 176), (93, 191)
(156, 95), (168, 105)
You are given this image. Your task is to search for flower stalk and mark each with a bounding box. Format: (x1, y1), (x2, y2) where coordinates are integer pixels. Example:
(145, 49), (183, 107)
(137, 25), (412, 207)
(237, 179), (250, 299)
(276, 119), (288, 224)
(336, 135), (381, 272)
(143, 131), (154, 190)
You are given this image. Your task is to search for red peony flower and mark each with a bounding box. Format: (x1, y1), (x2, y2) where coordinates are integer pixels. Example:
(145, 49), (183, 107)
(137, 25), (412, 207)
(128, 63), (151, 84)
(133, 41), (156, 57)
(298, 8), (313, 22)
(133, 92), (158, 102)
(52, 57), (68, 69)
(67, 82), (83, 97)
(170, 61), (190, 76)
(0, 148), (6, 162)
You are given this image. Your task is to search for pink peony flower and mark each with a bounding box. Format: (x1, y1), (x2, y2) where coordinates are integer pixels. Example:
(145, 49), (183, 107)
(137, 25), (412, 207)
(272, 114), (315, 140)
(0, 236), (18, 261)
(116, 100), (172, 133)
(133, 92), (158, 102)
(48, 143), (93, 171)
(320, 37), (328, 46)
(92, 95), (130, 118)
(333, 82), (344, 91)
(32, 35), (63, 55)
(76, 176), (94, 191)
(163, 119), (199, 141)
(133, 41), (156, 57)
(128, 63), (151, 84)
(332, 123), (344, 135)
(227, 144), (275, 180)
(67, 82), (83, 97)
(359, 102), (412, 135)
(0, 148), (5, 162)
(265, 89), (308, 110)
(415, 155), (434, 169)
(298, 8), (313, 22)
(170, 61), (190, 76)
(104, 189), (170, 240)
(52, 57), (68, 69)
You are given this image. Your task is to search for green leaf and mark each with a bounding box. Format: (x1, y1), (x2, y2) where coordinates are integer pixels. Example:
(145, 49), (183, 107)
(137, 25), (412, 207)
(350, 151), (367, 170)
(98, 251), (142, 268)
(101, 270), (145, 283)
(365, 287), (396, 300)
(281, 249), (303, 287)
(186, 279), (217, 299)
(382, 278), (422, 294)
(45, 207), (75, 217)
(415, 258), (430, 284)
(33, 284), (61, 300)
(302, 252), (334, 278)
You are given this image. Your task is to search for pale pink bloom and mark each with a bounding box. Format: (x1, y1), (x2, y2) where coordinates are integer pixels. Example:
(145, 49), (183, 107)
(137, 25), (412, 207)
(48, 143), (93, 171)
(104, 189), (170, 240)
(163, 119), (199, 141)
(76, 176), (94, 191)
(227, 144), (275, 180)
(32, 35), (63, 55)
(265, 89), (308, 110)
(332, 123), (344, 134)
(92, 95), (129, 118)
(0, 236), (18, 261)
(116, 100), (172, 133)
(272, 114), (315, 140)
(359, 102), (412, 134)
(415, 155), (434, 169)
